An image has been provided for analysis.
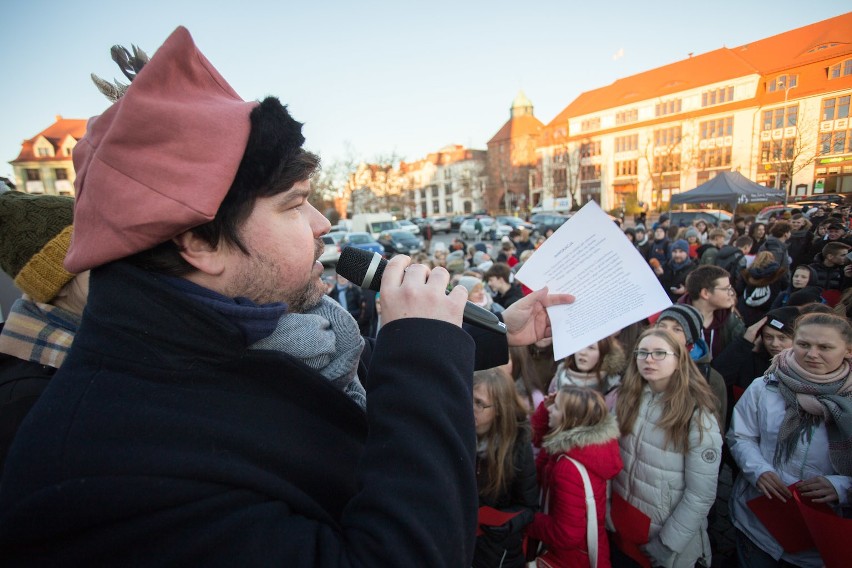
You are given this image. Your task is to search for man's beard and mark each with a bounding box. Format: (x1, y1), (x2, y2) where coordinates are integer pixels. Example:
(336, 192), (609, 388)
(226, 238), (326, 311)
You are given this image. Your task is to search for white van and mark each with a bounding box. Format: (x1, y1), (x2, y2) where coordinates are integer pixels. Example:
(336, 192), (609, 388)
(349, 213), (397, 238)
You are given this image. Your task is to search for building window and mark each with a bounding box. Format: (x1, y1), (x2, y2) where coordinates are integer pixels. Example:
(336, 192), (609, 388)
(761, 105), (797, 131)
(579, 140), (601, 158)
(822, 95), (851, 121)
(54, 168), (68, 180)
(614, 134), (638, 153)
(653, 154), (681, 173)
(580, 117), (600, 132)
(36, 147), (50, 157)
(431, 185), (439, 198)
(699, 117), (734, 139)
(25, 169), (40, 181)
(615, 108), (638, 125)
(828, 59), (852, 79)
(654, 126), (682, 147)
(615, 160), (638, 177)
(768, 75), (797, 92)
(818, 130), (852, 155)
(699, 147), (732, 168)
(701, 86), (734, 107)
(655, 99), (682, 117)
(580, 164), (601, 180)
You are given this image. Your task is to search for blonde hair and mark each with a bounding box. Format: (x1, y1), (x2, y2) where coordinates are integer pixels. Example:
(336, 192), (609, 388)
(751, 250), (776, 270)
(546, 386), (608, 442)
(616, 329), (719, 454)
(473, 368), (529, 500)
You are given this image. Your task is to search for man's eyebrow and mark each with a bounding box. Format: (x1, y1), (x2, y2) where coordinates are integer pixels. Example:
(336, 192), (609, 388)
(276, 187), (310, 206)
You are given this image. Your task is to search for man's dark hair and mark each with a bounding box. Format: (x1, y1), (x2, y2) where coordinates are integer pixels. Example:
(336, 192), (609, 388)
(734, 235), (754, 249)
(484, 262), (512, 284)
(128, 98), (319, 275)
(686, 265), (730, 298)
(769, 221), (791, 238)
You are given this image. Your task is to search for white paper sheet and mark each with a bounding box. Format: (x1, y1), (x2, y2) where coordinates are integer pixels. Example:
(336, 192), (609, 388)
(515, 201), (671, 360)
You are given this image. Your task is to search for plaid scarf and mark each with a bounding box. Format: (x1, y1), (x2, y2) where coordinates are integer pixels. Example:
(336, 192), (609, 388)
(769, 348), (852, 476)
(0, 298), (80, 368)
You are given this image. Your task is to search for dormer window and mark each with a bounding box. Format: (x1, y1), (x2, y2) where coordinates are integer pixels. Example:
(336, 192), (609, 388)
(768, 75), (797, 92)
(828, 59), (852, 80)
(808, 42), (839, 53)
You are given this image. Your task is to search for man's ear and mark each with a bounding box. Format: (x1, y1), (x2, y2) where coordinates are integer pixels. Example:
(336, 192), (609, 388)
(173, 231), (226, 276)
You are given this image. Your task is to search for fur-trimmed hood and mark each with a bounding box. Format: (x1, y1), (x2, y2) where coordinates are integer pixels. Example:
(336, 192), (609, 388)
(543, 413), (620, 455)
(740, 264), (786, 286)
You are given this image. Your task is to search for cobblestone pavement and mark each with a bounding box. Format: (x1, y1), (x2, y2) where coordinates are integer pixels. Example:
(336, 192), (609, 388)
(709, 464), (737, 567)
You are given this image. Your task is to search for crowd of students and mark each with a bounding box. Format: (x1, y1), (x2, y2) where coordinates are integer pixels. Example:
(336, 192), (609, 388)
(405, 207), (851, 568)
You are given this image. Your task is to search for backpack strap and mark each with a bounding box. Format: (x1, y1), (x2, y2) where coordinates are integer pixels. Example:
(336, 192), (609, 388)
(557, 455), (598, 568)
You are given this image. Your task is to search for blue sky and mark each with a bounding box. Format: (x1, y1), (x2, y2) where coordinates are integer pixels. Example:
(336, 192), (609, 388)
(1, 1), (849, 180)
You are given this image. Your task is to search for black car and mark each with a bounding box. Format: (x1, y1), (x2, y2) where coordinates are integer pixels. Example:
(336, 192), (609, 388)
(377, 229), (423, 256)
(529, 213), (570, 236)
(451, 215), (473, 230)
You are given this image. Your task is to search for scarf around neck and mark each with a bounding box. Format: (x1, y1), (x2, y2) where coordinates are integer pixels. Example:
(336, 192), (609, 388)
(251, 296), (366, 411)
(769, 348), (852, 476)
(0, 298), (80, 368)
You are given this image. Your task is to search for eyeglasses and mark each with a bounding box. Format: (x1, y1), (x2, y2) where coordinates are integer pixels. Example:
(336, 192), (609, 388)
(473, 400), (494, 412)
(634, 350), (676, 361)
(713, 286), (735, 294)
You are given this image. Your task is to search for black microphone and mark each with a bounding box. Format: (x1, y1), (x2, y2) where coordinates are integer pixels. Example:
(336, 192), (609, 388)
(336, 247), (507, 335)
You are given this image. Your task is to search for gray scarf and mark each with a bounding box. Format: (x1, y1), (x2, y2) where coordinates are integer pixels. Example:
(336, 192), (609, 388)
(769, 348), (852, 476)
(251, 296), (367, 411)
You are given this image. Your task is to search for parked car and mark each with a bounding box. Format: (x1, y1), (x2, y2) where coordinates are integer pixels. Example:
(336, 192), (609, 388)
(429, 216), (452, 233)
(755, 201), (837, 224)
(459, 217), (511, 241)
(451, 215), (473, 230)
(340, 232), (385, 256)
(396, 219), (420, 235)
(668, 209), (733, 227)
(319, 235), (341, 266)
(377, 229), (424, 256)
(529, 213), (571, 236)
(496, 215), (535, 232)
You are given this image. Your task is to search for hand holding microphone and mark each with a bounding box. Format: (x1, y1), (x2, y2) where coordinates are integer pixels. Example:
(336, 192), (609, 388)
(336, 247), (507, 334)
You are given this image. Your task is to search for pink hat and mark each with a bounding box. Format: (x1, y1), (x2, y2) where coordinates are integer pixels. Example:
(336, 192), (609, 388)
(65, 26), (258, 272)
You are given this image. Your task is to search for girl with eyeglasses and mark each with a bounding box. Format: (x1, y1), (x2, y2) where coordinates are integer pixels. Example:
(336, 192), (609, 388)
(527, 386), (622, 567)
(472, 368), (539, 568)
(728, 313), (852, 567)
(610, 329), (722, 568)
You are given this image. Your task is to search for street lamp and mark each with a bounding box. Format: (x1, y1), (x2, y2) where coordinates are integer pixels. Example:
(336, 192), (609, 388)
(776, 79), (797, 205)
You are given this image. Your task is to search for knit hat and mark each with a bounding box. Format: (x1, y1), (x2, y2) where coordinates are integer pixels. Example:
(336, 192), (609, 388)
(65, 26), (260, 272)
(659, 214), (669, 223)
(788, 286), (824, 307)
(635, 224), (646, 234)
(658, 304), (703, 346)
(671, 239), (690, 253)
(760, 307), (800, 337)
(0, 191), (75, 302)
(455, 276), (482, 293)
(685, 227), (700, 240)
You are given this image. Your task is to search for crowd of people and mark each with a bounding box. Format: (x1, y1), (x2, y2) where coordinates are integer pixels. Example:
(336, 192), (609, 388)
(318, 205), (852, 567)
(0, 25), (850, 568)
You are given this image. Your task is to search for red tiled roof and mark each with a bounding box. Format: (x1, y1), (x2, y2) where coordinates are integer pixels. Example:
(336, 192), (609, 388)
(542, 11), (852, 142)
(12, 117), (88, 163)
(487, 114), (544, 146)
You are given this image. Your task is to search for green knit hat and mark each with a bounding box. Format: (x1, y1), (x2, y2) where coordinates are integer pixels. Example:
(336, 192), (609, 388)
(0, 191), (75, 303)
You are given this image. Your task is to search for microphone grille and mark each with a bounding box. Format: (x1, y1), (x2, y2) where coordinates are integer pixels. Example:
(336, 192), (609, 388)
(337, 247), (384, 291)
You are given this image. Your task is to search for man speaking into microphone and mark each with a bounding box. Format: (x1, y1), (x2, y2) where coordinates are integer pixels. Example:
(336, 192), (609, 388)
(0, 27), (574, 567)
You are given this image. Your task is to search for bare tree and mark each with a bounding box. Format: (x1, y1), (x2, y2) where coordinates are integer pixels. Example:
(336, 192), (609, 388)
(761, 117), (818, 197)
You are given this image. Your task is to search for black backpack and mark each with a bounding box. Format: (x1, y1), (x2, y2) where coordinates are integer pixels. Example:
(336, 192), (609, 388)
(715, 249), (743, 275)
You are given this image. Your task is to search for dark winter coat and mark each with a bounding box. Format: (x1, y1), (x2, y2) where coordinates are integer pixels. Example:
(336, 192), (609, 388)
(714, 245), (745, 276)
(493, 283), (525, 309)
(810, 254), (847, 292)
(474, 426), (539, 568)
(787, 229), (813, 268)
(659, 259), (697, 302)
(0, 261), (494, 567)
(648, 237), (671, 265)
(734, 263), (788, 326)
(0, 351), (55, 473)
(529, 404), (622, 568)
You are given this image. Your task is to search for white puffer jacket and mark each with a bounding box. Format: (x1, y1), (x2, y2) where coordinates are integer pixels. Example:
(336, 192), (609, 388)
(611, 386), (722, 568)
(728, 375), (852, 568)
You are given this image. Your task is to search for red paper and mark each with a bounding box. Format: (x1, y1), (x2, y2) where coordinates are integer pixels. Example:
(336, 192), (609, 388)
(476, 506), (523, 536)
(747, 483), (833, 553)
(793, 489), (852, 568)
(610, 493), (651, 568)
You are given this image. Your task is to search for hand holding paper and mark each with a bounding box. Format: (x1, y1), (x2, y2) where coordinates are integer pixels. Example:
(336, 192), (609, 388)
(515, 201), (671, 360)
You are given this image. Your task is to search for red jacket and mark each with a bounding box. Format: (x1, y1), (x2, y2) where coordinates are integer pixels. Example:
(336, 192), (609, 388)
(528, 402), (623, 567)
